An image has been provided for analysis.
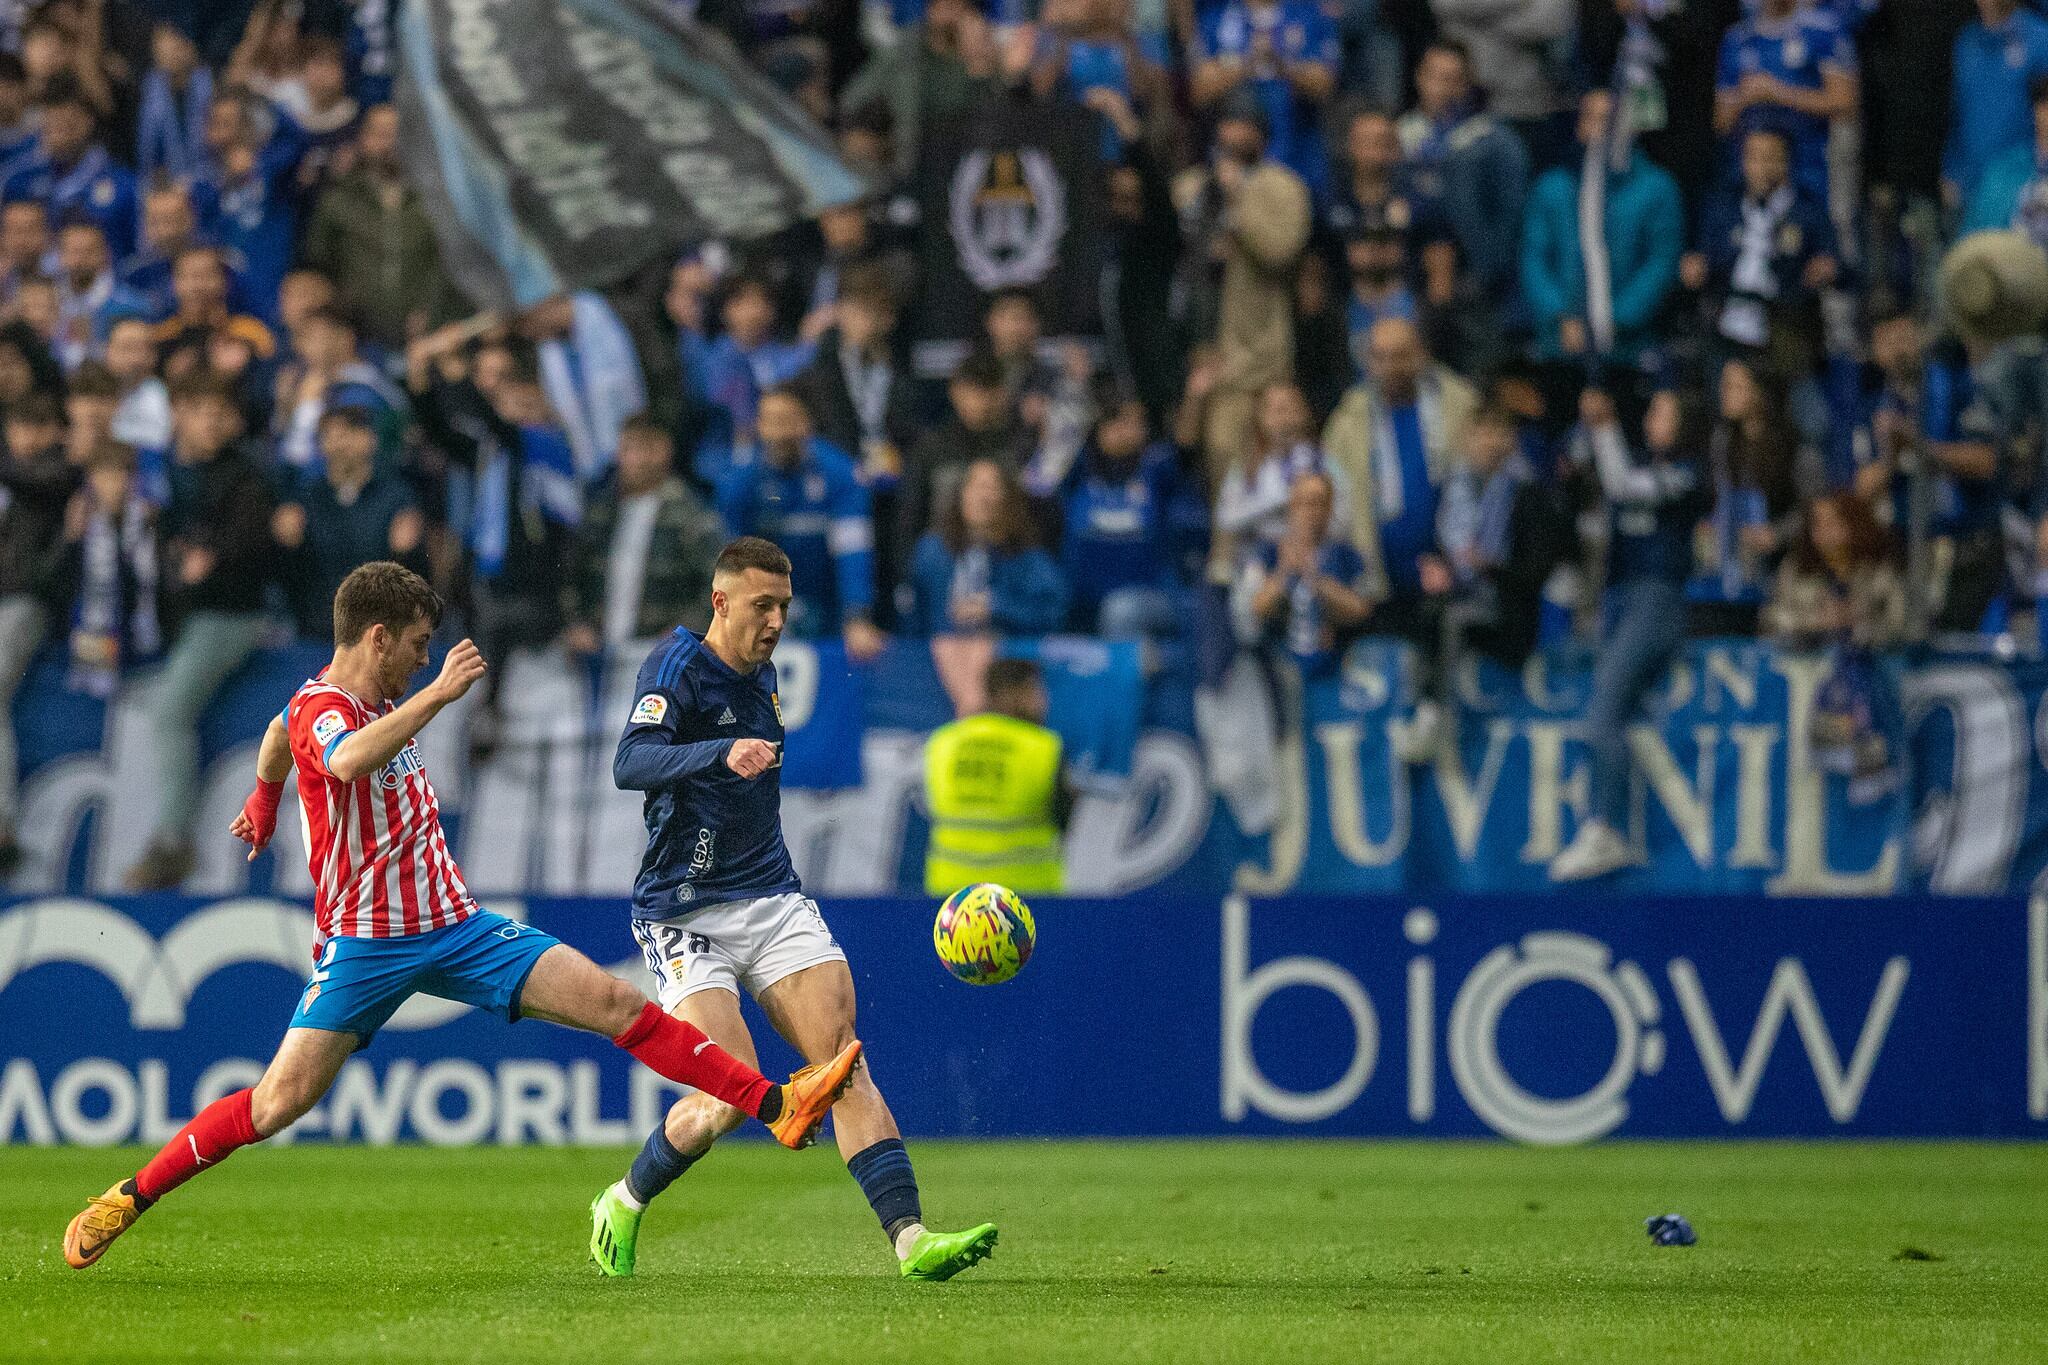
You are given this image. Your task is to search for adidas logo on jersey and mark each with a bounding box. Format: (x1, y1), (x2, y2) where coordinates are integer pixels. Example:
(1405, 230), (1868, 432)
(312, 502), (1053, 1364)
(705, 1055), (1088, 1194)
(717, 707), (738, 725)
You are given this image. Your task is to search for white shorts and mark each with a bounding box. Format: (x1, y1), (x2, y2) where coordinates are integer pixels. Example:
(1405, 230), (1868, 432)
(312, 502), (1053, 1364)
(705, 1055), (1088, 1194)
(631, 892), (847, 1011)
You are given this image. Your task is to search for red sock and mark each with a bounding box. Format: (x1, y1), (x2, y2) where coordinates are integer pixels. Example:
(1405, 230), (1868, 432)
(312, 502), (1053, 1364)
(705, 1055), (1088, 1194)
(135, 1088), (262, 1203)
(612, 1003), (772, 1117)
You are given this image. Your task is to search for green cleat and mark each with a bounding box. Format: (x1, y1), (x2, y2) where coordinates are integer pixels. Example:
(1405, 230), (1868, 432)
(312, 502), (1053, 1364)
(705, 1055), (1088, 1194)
(899, 1223), (999, 1282)
(589, 1187), (641, 1278)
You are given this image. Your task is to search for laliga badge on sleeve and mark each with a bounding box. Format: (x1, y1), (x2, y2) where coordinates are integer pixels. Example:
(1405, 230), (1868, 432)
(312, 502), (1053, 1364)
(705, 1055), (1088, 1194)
(631, 693), (669, 726)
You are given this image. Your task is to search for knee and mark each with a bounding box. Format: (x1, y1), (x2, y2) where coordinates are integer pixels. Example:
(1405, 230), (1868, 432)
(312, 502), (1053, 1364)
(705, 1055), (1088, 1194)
(602, 977), (650, 1037)
(250, 1072), (321, 1137)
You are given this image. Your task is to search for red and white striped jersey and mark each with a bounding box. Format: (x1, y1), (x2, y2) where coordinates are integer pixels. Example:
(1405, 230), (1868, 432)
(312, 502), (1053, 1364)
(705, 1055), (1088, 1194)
(285, 676), (475, 940)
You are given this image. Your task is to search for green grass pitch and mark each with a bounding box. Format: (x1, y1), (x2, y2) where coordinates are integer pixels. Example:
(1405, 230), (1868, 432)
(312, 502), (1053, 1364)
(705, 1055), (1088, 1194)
(4, 1141), (2041, 1364)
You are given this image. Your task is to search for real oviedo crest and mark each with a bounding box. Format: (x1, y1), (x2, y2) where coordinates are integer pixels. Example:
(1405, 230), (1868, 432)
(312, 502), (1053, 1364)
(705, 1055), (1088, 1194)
(948, 147), (1067, 292)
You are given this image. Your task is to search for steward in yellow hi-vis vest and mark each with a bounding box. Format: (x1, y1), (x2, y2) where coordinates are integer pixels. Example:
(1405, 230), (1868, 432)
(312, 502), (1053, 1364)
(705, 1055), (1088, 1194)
(922, 658), (1073, 896)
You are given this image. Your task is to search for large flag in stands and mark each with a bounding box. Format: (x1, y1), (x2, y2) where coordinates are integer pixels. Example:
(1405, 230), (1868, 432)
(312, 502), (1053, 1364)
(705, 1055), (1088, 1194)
(394, 0), (870, 310)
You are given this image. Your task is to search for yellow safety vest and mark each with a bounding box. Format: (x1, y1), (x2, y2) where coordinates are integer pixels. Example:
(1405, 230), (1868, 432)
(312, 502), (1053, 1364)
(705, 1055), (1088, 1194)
(923, 712), (1064, 897)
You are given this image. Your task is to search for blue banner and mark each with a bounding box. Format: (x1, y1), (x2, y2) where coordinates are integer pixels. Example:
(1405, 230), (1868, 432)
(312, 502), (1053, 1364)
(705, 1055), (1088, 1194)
(9, 635), (2048, 898)
(2, 894), (2040, 1142)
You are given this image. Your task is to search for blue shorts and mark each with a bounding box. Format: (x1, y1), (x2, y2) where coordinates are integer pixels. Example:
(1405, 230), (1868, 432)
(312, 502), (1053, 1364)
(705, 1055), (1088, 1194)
(289, 911), (561, 1045)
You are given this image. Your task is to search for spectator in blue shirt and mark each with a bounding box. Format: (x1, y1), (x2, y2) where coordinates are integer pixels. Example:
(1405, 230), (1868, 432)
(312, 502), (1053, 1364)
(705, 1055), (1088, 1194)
(1234, 470), (1372, 677)
(1714, 0), (1859, 205)
(271, 304), (406, 472)
(1682, 127), (1840, 374)
(716, 385), (885, 657)
(1192, 0), (1340, 192)
(1916, 336), (2007, 632)
(701, 275), (818, 453)
(2, 76), (137, 261)
(1396, 40), (1529, 310)
(270, 405), (425, 639)
(1021, 0), (1174, 166)
(1522, 91), (1683, 365)
(1323, 108), (1457, 315)
(120, 181), (219, 323)
(138, 19), (214, 181)
(908, 456), (1069, 638)
(1946, 0), (2048, 202)
(1965, 73), (2048, 242)
(1059, 394), (1204, 638)
(50, 217), (148, 372)
(192, 87), (306, 321)
(1342, 225), (1420, 384)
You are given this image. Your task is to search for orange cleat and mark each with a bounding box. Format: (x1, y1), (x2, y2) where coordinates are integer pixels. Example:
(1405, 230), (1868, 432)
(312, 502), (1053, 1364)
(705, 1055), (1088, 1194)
(767, 1040), (863, 1149)
(64, 1182), (143, 1268)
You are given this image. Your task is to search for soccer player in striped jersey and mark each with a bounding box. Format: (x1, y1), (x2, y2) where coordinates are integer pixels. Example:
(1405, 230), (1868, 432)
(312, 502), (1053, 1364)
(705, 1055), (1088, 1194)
(585, 536), (996, 1282)
(62, 562), (861, 1270)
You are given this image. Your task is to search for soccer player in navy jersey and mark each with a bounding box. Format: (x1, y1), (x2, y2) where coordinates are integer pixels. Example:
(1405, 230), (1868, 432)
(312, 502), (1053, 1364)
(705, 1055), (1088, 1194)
(62, 563), (859, 1270)
(587, 536), (998, 1282)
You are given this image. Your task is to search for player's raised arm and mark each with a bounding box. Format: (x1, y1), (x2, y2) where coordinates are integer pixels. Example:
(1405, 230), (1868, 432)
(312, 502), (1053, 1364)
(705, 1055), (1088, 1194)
(325, 639), (486, 783)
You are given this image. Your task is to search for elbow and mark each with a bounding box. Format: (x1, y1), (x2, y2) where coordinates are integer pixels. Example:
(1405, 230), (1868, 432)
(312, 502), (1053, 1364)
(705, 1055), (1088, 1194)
(612, 748), (646, 792)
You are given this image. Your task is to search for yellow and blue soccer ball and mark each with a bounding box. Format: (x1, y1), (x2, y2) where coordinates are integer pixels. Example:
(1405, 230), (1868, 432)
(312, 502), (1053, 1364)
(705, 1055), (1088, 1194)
(933, 883), (1035, 985)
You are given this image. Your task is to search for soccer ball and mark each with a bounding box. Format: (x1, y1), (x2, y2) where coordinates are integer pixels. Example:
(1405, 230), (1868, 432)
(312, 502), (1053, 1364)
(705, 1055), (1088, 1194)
(932, 883), (1035, 986)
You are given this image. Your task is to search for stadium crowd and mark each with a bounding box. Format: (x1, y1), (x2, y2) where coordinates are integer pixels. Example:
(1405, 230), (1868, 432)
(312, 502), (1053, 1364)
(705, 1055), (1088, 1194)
(0, 0), (2033, 885)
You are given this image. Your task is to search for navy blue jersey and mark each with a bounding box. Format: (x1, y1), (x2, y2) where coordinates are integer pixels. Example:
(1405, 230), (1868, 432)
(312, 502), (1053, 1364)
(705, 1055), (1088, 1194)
(615, 629), (800, 919)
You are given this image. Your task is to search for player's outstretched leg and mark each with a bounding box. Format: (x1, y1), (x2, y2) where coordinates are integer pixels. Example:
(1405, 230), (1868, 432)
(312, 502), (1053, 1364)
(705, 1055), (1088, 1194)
(591, 987), (761, 1277)
(516, 944), (860, 1150)
(64, 1027), (354, 1268)
(758, 961), (997, 1282)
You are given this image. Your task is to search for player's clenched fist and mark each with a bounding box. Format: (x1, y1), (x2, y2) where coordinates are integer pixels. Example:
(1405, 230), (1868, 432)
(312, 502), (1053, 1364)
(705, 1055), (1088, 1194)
(431, 639), (487, 703)
(725, 738), (778, 779)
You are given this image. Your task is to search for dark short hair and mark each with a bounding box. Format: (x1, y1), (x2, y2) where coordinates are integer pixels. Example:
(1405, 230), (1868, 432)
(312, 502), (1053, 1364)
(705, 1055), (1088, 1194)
(986, 657), (1042, 697)
(951, 352), (1005, 390)
(67, 361), (119, 399)
(318, 403), (375, 433)
(7, 392), (60, 427)
(837, 260), (899, 313)
(333, 561), (442, 646)
(721, 274), (775, 307)
(714, 536), (793, 580)
(167, 369), (238, 408)
(1472, 398), (1519, 429)
(38, 73), (96, 117)
(619, 413), (671, 446)
(85, 438), (135, 473)
(302, 303), (360, 336)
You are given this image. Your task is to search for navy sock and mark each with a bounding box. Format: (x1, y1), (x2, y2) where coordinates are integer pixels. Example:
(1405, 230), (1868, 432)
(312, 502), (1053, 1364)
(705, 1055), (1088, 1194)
(846, 1138), (922, 1244)
(625, 1123), (698, 1206)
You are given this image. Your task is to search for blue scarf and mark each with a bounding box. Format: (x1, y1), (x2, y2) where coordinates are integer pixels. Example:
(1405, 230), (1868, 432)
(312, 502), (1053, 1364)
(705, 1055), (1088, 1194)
(138, 66), (214, 180)
(68, 485), (160, 697)
(1437, 452), (1531, 582)
(468, 424), (582, 580)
